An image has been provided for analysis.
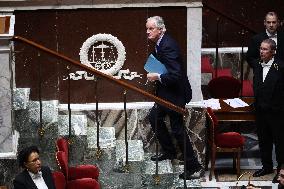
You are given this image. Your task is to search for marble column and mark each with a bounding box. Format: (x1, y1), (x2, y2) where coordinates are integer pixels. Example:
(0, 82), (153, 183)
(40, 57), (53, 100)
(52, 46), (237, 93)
(0, 15), (16, 154)
(0, 47), (13, 153)
(187, 2), (203, 101)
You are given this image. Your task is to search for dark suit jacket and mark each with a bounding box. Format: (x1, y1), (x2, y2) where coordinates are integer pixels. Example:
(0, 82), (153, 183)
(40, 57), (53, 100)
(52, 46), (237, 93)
(248, 58), (284, 112)
(13, 166), (56, 189)
(246, 30), (284, 64)
(153, 33), (192, 107)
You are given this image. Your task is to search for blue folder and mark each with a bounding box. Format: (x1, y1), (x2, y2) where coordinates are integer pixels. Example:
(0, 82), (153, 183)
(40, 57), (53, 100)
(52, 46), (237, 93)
(144, 54), (168, 74)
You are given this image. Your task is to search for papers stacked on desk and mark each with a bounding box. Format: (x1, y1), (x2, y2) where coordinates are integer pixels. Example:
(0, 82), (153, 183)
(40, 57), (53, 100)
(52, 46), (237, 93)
(223, 98), (249, 108)
(203, 98), (221, 109)
(187, 98), (221, 110)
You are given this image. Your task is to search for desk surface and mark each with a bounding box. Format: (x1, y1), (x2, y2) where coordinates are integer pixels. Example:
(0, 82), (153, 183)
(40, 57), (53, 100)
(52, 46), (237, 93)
(214, 97), (255, 121)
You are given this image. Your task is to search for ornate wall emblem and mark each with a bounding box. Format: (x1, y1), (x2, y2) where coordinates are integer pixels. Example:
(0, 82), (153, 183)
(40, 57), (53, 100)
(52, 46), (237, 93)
(66, 33), (142, 81)
(79, 33), (126, 76)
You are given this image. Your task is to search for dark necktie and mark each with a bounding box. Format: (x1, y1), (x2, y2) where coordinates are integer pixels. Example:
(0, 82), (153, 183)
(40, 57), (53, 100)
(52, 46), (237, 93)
(155, 45), (159, 53)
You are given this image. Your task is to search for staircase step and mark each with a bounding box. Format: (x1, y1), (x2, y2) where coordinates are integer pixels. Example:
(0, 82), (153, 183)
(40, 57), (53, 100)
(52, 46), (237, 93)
(87, 126), (116, 148)
(172, 164), (203, 188)
(142, 153), (174, 187)
(16, 100), (59, 138)
(116, 140), (144, 161)
(99, 172), (142, 189)
(29, 100), (59, 123)
(13, 88), (30, 110)
(58, 114), (87, 135)
(85, 127), (116, 173)
(115, 140), (144, 173)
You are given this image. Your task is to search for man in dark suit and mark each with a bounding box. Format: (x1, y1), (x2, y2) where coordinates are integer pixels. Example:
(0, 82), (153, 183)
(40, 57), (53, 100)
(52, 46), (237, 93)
(145, 16), (201, 180)
(13, 146), (56, 189)
(247, 39), (284, 183)
(247, 11), (284, 64)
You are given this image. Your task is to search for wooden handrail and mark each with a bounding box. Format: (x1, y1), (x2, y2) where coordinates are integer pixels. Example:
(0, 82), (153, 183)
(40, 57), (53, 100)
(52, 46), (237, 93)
(203, 3), (257, 35)
(12, 35), (187, 115)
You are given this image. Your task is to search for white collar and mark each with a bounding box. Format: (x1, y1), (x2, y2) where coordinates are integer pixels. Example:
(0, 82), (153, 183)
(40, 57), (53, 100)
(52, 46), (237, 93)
(260, 57), (274, 67)
(156, 33), (164, 46)
(28, 170), (42, 179)
(266, 30), (277, 38)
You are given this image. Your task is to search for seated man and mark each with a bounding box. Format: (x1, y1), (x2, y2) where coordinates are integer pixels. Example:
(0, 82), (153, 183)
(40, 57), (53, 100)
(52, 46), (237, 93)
(13, 146), (56, 189)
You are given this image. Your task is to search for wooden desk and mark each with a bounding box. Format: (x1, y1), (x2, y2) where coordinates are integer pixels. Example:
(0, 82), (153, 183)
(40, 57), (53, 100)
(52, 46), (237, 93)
(214, 97), (255, 122)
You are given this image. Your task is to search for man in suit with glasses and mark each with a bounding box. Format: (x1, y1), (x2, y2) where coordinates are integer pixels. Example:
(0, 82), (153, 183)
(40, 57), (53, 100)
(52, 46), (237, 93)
(13, 146), (56, 189)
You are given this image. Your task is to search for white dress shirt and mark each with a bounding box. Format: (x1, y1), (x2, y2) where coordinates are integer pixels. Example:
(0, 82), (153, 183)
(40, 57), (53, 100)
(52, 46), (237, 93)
(28, 171), (48, 189)
(261, 58), (274, 82)
(266, 30), (277, 45)
(156, 33), (165, 82)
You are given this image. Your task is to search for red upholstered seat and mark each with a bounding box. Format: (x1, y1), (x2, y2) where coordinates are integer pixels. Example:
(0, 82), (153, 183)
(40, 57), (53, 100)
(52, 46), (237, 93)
(52, 171), (66, 189)
(53, 164), (100, 189)
(201, 56), (214, 73)
(208, 76), (241, 98)
(206, 107), (245, 180)
(69, 165), (99, 181)
(67, 178), (100, 189)
(56, 151), (69, 180)
(57, 137), (69, 158)
(56, 151), (100, 189)
(241, 80), (254, 97)
(212, 68), (232, 78)
(56, 137), (99, 181)
(216, 132), (245, 148)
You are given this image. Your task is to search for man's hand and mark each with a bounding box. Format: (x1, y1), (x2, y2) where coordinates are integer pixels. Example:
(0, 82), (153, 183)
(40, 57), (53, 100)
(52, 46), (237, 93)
(147, 73), (159, 82)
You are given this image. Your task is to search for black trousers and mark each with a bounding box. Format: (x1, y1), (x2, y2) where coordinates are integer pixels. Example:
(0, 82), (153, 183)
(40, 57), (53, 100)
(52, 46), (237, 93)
(149, 104), (199, 170)
(255, 108), (284, 170)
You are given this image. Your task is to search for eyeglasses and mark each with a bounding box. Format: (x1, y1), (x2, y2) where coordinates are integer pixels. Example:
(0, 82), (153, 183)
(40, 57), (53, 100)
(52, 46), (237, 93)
(27, 157), (40, 164)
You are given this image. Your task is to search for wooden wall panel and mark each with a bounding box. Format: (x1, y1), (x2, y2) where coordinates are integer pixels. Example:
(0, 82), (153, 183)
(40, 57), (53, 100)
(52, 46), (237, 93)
(14, 7), (187, 103)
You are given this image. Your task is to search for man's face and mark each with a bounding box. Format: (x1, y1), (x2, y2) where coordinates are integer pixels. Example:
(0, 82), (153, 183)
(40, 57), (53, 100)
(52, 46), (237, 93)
(260, 42), (275, 62)
(24, 152), (41, 174)
(278, 169), (284, 188)
(146, 19), (162, 43)
(264, 15), (279, 34)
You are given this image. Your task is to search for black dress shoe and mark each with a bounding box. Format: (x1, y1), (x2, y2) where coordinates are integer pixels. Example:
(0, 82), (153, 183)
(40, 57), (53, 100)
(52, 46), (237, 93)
(179, 164), (202, 180)
(252, 168), (274, 177)
(272, 172), (279, 183)
(150, 153), (175, 161)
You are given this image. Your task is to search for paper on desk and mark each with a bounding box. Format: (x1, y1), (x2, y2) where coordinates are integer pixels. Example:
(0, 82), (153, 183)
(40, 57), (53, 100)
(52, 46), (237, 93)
(223, 98), (249, 108)
(187, 98), (221, 109)
(203, 98), (221, 110)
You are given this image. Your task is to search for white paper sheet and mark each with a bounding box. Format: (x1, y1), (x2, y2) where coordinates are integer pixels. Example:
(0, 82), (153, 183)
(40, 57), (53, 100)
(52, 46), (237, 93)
(223, 98), (249, 108)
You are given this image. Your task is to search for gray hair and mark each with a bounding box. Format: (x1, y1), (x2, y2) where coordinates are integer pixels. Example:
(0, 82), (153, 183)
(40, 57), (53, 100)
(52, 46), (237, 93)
(265, 11), (279, 21)
(147, 16), (167, 32)
(262, 38), (277, 51)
